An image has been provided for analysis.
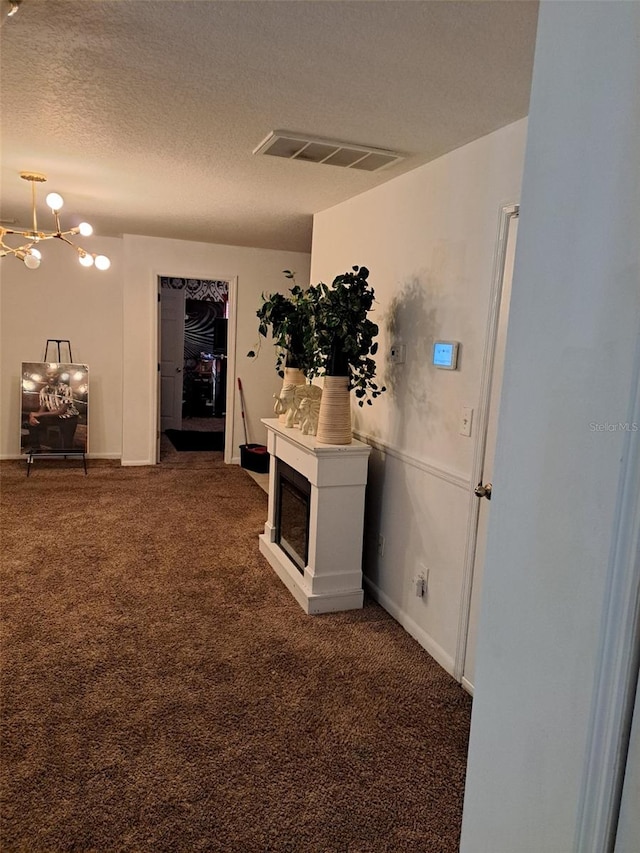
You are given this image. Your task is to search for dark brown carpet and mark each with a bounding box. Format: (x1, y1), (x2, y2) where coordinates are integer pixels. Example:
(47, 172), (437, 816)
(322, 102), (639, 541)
(0, 455), (471, 853)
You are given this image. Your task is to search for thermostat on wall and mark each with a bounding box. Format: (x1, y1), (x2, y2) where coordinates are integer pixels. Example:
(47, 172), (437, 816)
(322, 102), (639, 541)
(433, 341), (459, 370)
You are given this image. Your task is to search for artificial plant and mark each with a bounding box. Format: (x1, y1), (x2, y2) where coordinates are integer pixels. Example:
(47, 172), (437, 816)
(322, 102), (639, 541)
(247, 271), (314, 377)
(305, 265), (386, 407)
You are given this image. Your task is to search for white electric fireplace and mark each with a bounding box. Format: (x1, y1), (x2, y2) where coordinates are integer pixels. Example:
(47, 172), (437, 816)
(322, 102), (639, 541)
(259, 418), (371, 614)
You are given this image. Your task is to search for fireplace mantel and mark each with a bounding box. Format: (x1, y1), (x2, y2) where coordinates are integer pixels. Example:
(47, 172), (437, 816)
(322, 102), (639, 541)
(259, 418), (371, 614)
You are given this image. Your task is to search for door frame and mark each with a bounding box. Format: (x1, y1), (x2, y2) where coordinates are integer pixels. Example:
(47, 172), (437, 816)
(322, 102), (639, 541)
(454, 203), (519, 688)
(156, 273), (238, 465)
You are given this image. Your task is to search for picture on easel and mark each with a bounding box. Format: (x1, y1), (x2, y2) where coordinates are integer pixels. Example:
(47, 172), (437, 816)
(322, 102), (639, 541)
(21, 363), (89, 455)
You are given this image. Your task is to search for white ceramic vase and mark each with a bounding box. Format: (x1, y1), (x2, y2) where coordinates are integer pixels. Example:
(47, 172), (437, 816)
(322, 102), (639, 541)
(276, 367), (306, 423)
(316, 375), (352, 445)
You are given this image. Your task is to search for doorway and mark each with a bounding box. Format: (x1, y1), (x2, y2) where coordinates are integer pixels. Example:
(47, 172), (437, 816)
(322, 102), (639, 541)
(157, 276), (234, 462)
(456, 205), (519, 692)
(183, 299), (228, 422)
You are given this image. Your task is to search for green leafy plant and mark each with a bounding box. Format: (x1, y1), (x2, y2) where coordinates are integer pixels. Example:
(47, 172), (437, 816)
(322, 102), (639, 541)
(247, 271), (315, 377)
(249, 266), (386, 407)
(305, 265), (386, 407)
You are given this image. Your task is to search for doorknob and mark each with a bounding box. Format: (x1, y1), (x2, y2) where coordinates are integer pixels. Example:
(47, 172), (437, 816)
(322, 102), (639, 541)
(176, 367), (182, 373)
(474, 481), (492, 500)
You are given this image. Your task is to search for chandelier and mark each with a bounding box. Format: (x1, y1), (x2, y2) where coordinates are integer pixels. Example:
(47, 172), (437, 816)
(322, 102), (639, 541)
(0, 171), (111, 271)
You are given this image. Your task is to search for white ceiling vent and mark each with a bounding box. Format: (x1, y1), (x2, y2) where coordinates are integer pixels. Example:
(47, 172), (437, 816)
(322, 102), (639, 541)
(253, 131), (404, 172)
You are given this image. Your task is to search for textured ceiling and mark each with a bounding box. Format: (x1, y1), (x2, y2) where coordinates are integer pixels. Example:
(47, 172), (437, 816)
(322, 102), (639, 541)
(0, 0), (538, 253)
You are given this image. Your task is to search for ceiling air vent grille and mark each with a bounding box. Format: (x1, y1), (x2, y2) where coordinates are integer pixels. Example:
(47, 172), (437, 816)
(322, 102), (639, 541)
(253, 131), (404, 172)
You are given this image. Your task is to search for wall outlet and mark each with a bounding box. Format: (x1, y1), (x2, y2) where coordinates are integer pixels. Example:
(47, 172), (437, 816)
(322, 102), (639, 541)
(415, 565), (430, 597)
(377, 534), (385, 557)
(389, 343), (406, 364)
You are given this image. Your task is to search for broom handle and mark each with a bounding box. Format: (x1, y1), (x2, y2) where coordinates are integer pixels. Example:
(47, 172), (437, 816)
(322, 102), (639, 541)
(237, 378), (249, 445)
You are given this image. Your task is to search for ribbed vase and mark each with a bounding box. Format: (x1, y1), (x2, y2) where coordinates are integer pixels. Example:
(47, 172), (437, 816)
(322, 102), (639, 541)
(278, 367), (306, 423)
(316, 375), (352, 445)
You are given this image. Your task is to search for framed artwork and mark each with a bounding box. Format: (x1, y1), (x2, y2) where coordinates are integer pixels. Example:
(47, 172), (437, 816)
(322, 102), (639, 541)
(21, 362), (89, 454)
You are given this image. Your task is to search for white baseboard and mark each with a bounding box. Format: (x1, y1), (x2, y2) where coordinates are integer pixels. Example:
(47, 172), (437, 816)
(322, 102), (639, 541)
(461, 676), (474, 696)
(120, 459), (153, 466)
(364, 576), (456, 678)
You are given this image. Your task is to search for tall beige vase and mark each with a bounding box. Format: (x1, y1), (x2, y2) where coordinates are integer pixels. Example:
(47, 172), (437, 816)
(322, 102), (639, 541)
(277, 367), (306, 423)
(316, 375), (352, 444)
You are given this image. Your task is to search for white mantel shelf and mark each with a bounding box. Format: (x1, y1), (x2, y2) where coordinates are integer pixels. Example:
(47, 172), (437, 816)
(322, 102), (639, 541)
(259, 418), (371, 614)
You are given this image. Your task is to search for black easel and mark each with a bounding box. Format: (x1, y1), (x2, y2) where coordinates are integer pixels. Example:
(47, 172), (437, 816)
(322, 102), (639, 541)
(25, 340), (88, 476)
(44, 339), (74, 363)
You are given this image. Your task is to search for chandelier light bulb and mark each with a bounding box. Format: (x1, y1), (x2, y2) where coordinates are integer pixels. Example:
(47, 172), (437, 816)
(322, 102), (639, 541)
(24, 253), (40, 269)
(95, 254), (111, 271)
(78, 222), (93, 237)
(45, 192), (64, 211)
(78, 252), (94, 267)
(29, 248), (42, 259)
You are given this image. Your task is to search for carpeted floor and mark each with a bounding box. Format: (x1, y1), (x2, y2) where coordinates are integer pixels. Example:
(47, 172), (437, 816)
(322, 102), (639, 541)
(0, 454), (471, 853)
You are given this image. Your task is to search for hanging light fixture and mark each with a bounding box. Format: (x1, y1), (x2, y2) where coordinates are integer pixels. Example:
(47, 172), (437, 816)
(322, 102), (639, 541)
(0, 171), (111, 271)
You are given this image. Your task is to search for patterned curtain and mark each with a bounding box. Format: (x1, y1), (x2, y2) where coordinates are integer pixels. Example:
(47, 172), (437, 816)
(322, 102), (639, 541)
(184, 300), (226, 361)
(159, 277), (229, 305)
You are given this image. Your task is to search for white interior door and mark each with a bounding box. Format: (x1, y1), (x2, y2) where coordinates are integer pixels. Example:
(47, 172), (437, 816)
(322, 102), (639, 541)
(160, 287), (185, 432)
(463, 213), (519, 690)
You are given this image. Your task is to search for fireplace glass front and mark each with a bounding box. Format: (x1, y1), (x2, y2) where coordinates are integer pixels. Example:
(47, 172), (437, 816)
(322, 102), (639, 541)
(275, 459), (311, 573)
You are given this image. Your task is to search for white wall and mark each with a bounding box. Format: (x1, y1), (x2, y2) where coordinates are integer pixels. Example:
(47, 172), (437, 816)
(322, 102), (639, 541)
(0, 234), (309, 463)
(461, 2), (640, 851)
(310, 118), (527, 672)
(0, 236), (124, 458)
(122, 235), (310, 465)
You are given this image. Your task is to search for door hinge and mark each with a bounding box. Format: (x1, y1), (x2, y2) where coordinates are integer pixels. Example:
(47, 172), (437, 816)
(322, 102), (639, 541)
(158, 292), (161, 303)
(157, 363), (161, 372)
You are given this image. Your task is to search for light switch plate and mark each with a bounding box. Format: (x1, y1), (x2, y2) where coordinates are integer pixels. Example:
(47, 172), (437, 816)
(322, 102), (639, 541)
(460, 405), (473, 437)
(389, 343), (406, 364)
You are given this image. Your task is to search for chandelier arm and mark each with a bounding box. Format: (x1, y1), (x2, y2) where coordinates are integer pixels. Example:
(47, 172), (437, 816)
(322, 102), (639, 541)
(3, 228), (59, 242)
(0, 237), (35, 256)
(54, 234), (85, 252)
(2, 228), (36, 238)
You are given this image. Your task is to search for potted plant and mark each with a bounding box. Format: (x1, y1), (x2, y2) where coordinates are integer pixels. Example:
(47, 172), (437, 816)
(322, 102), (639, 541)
(247, 271), (315, 423)
(247, 272), (314, 376)
(305, 265), (386, 444)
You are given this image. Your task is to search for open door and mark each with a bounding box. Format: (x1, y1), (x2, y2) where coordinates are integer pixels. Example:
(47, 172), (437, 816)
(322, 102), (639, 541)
(160, 287), (185, 433)
(461, 207), (519, 692)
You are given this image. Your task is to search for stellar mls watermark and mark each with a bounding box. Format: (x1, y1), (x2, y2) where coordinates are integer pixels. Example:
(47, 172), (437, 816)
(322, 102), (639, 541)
(589, 422), (639, 432)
